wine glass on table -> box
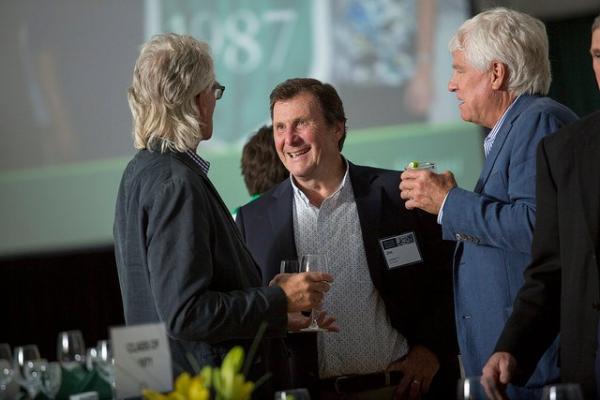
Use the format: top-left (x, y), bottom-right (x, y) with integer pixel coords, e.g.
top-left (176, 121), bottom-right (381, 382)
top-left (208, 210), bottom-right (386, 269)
top-left (13, 345), bottom-right (42, 398)
top-left (457, 375), bottom-right (501, 400)
top-left (541, 383), bottom-right (584, 400)
top-left (39, 362), bottom-right (62, 399)
top-left (57, 330), bottom-right (86, 370)
top-left (94, 340), bottom-right (115, 387)
top-left (0, 343), bottom-right (13, 398)
top-left (299, 254), bottom-right (327, 332)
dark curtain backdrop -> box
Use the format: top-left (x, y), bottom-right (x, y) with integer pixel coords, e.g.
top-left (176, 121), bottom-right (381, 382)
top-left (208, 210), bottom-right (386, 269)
top-left (0, 247), bottom-right (124, 361)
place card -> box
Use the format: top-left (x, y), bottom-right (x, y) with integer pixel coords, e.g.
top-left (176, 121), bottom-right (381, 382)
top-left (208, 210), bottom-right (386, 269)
top-left (110, 322), bottom-right (173, 399)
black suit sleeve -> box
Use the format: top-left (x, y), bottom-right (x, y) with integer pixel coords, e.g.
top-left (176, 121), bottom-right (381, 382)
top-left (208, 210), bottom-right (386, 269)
top-left (494, 137), bottom-right (561, 382)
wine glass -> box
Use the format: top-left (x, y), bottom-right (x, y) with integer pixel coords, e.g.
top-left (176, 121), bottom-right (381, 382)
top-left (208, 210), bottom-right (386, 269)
top-left (39, 361), bottom-right (62, 399)
top-left (94, 340), bottom-right (115, 385)
top-left (0, 343), bottom-right (13, 395)
top-left (13, 345), bottom-right (42, 398)
top-left (300, 254), bottom-right (327, 332)
top-left (458, 376), bottom-right (499, 400)
top-left (541, 383), bottom-right (584, 400)
top-left (57, 330), bottom-right (86, 370)
top-left (280, 259), bottom-right (300, 274)
top-left (274, 388), bottom-right (311, 399)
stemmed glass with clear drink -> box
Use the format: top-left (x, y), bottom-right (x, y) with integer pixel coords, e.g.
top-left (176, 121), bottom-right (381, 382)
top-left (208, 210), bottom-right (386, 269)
top-left (57, 330), bottom-right (86, 370)
top-left (541, 383), bottom-right (584, 400)
top-left (13, 344), bottom-right (42, 398)
top-left (299, 254), bottom-right (327, 332)
top-left (0, 343), bottom-right (13, 396)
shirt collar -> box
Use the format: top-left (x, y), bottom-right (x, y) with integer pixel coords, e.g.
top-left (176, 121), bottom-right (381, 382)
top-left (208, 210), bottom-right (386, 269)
top-left (185, 149), bottom-right (210, 175)
top-left (290, 158), bottom-right (350, 207)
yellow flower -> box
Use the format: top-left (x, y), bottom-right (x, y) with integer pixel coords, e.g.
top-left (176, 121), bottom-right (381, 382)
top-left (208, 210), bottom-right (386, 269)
top-left (143, 371), bottom-right (209, 400)
top-left (143, 346), bottom-right (255, 400)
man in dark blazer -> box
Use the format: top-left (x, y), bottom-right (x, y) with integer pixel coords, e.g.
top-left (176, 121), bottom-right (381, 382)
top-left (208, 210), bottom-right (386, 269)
top-left (236, 78), bottom-right (458, 399)
top-left (483, 15), bottom-right (600, 399)
top-left (113, 34), bottom-right (331, 386)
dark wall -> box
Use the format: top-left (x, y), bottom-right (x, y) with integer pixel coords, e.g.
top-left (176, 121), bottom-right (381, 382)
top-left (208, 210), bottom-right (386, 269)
top-left (0, 246), bottom-right (124, 361)
top-left (547, 13), bottom-right (600, 117)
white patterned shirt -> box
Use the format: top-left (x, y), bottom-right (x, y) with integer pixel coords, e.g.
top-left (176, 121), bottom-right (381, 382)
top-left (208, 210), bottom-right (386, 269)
top-left (291, 162), bottom-right (408, 378)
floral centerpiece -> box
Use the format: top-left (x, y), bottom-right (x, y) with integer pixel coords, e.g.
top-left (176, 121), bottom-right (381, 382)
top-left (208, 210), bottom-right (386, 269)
top-left (143, 323), bottom-right (268, 400)
top-left (143, 346), bottom-right (255, 400)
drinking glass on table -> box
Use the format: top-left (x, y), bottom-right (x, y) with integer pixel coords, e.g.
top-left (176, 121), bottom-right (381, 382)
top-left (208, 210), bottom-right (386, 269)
top-left (57, 330), bottom-right (86, 369)
top-left (39, 361), bottom-right (62, 399)
top-left (299, 254), bottom-right (327, 332)
top-left (274, 388), bottom-right (311, 399)
top-left (94, 340), bottom-right (115, 386)
top-left (13, 345), bottom-right (42, 398)
top-left (541, 383), bottom-right (584, 400)
top-left (0, 343), bottom-right (13, 394)
top-left (458, 375), bottom-right (500, 400)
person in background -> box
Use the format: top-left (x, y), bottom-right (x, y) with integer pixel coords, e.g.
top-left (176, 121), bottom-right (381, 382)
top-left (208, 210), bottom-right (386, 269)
top-left (236, 78), bottom-right (459, 399)
top-left (240, 124), bottom-right (289, 199)
top-left (113, 33), bottom-right (332, 391)
top-left (399, 7), bottom-right (578, 399)
top-left (483, 14), bottom-right (600, 399)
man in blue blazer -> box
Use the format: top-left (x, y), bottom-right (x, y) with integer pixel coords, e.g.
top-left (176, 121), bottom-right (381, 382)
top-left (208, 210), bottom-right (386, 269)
top-left (237, 78), bottom-right (459, 399)
top-left (400, 8), bottom-right (578, 398)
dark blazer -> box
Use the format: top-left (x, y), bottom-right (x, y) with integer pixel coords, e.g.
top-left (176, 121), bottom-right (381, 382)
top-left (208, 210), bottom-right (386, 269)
top-left (236, 162), bottom-right (458, 394)
top-left (495, 110), bottom-right (600, 398)
top-left (113, 150), bottom-right (288, 378)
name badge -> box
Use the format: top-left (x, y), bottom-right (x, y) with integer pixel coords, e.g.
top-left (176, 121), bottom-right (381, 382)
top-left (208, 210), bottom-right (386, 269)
top-left (379, 232), bottom-right (423, 269)
top-left (111, 322), bottom-right (173, 399)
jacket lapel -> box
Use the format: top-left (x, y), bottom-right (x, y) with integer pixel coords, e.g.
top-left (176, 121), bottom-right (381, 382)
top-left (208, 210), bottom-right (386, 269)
top-left (267, 181), bottom-right (298, 260)
top-left (349, 163), bottom-right (384, 287)
top-left (474, 96), bottom-right (534, 193)
top-left (575, 128), bottom-right (600, 251)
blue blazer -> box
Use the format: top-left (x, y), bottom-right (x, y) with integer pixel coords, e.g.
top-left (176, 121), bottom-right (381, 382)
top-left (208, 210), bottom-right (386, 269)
top-left (236, 162), bottom-right (459, 395)
top-left (442, 95), bottom-right (578, 396)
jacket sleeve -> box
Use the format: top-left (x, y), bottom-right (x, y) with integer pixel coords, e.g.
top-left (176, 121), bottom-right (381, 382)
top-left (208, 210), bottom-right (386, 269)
top-left (145, 176), bottom-right (287, 344)
top-left (441, 110), bottom-right (570, 254)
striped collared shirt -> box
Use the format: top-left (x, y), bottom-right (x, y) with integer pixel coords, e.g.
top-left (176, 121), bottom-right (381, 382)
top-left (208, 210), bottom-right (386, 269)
top-left (185, 149), bottom-right (210, 175)
top-left (483, 95), bottom-right (521, 157)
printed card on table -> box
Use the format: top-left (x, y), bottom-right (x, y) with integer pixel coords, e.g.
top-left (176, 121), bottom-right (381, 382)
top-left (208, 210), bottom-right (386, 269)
top-left (110, 322), bottom-right (172, 399)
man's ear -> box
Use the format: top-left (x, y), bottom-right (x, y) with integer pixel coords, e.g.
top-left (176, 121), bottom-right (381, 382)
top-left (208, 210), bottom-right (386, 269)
top-left (490, 61), bottom-right (508, 90)
top-left (332, 121), bottom-right (344, 142)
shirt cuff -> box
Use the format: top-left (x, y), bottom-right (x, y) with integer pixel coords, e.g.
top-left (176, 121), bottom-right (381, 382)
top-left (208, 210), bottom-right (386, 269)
top-left (437, 192), bottom-right (450, 225)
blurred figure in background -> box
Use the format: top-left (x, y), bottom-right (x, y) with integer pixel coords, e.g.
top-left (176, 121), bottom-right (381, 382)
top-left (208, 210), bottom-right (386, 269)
top-left (483, 14), bottom-right (600, 399)
top-left (400, 8), bottom-right (578, 399)
top-left (113, 33), bottom-right (332, 390)
top-left (240, 124), bottom-right (289, 199)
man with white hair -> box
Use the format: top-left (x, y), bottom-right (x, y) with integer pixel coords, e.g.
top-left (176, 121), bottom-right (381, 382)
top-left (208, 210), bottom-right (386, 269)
top-left (399, 7), bottom-right (578, 398)
top-left (483, 14), bottom-right (600, 399)
top-left (114, 33), bottom-right (332, 386)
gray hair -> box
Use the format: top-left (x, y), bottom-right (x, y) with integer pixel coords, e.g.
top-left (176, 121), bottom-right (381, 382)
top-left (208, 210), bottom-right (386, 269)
top-left (449, 7), bottom-right (551, 96)
top-left (593, 14), bottom-right (600, 32)
top-left (127, 33), bottom-right (215, 153)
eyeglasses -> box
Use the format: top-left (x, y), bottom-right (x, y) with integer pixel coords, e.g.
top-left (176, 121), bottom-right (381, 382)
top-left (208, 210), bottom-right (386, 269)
top-left (213, 82), bottom-right (225, 100)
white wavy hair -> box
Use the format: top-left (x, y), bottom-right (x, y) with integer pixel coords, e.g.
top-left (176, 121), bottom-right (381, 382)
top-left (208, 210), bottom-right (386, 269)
top-left (127, 33), bottom-right (215, 153)
top-left (593, 14), bottom-right (600, 32)
top-left (449, 7), bottom-right (551, 96)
